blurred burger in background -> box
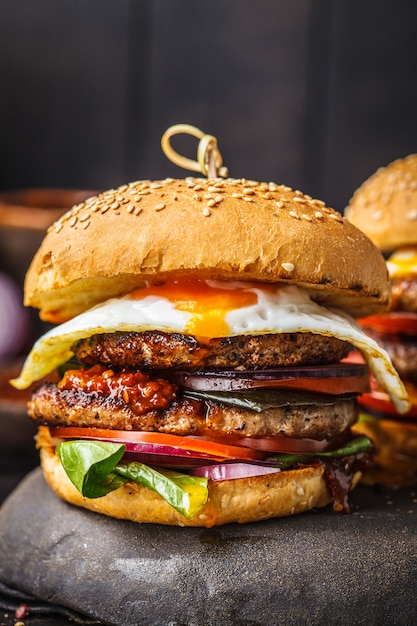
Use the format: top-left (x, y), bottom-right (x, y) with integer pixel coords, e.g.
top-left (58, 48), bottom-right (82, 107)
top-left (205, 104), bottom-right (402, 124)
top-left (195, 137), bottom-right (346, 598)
top-left (345, 154), bottom-right (417, 486)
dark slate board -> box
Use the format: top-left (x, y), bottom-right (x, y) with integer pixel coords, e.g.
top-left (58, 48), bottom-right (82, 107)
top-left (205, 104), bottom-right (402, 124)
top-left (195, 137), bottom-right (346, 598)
top-left (1, 469), bottom-right (417, 626)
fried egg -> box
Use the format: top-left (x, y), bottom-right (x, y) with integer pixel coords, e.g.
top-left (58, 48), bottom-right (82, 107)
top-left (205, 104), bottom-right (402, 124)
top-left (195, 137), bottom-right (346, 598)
top-left (386, 246), bottom-right (417, 278)
top-left (11, 280), bottom-right (409, 413)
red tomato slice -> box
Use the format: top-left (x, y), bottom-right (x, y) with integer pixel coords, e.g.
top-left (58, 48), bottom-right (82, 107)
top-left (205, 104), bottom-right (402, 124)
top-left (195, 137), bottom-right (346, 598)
top-left (49, 426), bottom-right (342, 457)
top-left (359, 313), bottom-right (417, 335)
top-left (48, 427), bottom-right (266, 461)
top-left (194, 433), bottom-right (347, 453)
top-left (358, 390), bottom-right (417, 419)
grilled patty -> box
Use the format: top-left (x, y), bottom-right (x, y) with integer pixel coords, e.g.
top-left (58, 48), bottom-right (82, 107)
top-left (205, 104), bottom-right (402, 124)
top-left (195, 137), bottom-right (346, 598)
top-left (391, 277), bottom-right (417, 313)
top-left (359, 326), bottom-right (417, 382)
top-left (28, 383), bottom-right (357, 440)
top-left (73, 331), bottom-right (351, 370)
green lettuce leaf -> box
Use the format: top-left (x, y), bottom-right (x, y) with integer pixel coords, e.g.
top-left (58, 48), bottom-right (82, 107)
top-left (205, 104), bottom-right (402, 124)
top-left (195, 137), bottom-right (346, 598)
top-left (266, 435), bottom-right (372, 469)
top-left (56, 440), bottom-right (208, 518)
top-left (115, 463), bottom-right (208, 519)
top-left (56, 440), bottom-right (128, 498)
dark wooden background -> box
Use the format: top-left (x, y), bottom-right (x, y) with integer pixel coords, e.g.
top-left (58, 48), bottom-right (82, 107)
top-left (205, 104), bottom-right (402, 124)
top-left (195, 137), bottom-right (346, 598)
top-left (0, 4), bottom-right (416, 615)
top-left (0, 0), bottom-right (416, 213)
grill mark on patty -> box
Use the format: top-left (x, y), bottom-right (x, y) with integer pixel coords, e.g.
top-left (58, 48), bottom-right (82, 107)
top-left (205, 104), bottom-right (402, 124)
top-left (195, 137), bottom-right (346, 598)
top-left (72, 331), bottom-right (351, 370)
top-left (28, 383), bottom-right (357, 440)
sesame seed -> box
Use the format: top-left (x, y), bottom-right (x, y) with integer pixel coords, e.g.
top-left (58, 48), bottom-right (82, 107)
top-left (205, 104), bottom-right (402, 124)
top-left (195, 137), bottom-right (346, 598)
top-left (275, 201), bottom-right (284, 209)
top-left (193, 184), bottom-right (203, 191)
top-left (154, 203), bottom-right (166, 211)
top-left (134, 206), bottom-right (142, 216)
top-left (126, 204), bottom-right (135, 213)
top-left (315, 211), bottom-right (324, 219)
top-left (137, 189), bottom-right (150, 195)
top-left (301, 213), bottom-right (313, 222)
top-left (329, 213), bottom-right (343, 222)
top-left (203, 207), bottom-right (211, 216)
top-left (243, 196), bottom-right (254, 202)
top-left (293, 196), bottom-right (307, 204)
top-left (193, 194), bottom-right (202, 201)
top-left (79, 213), bottom-right (90, 222)
top-left (407, 210), bottom-right (417, 220)
top-left (289, 210), bottom-right (299, 219)
top-left (281, 262), bottom-right (295, 272)
top-left (215, 195), bottom-right (223, 203)
top-left (268, 182), bottom-right (278, 191)
top-left (100, 205), bottom-right (110, 214)
top-left (207, 199), bottom-right (216, 207)
top-left (261, 192), bottom-right (272, 200)
top-left (69, 215), bottom-right (78, 227)
top-left (55, 222), bottom-right (63, 233)
top-left (243, 187), bottom-right (255, 195)
top-left (232, 193), bottom-right (243, 199)
top-left (82, 220), bottom-right (91, 229)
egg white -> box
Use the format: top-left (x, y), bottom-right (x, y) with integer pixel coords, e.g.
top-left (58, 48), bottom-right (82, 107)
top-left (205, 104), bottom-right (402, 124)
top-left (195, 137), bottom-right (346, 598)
top-left (11, 282), bottom-right (409, 414)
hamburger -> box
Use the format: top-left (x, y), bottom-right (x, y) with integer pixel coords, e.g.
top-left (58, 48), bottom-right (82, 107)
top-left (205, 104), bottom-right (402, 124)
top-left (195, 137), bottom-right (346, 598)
top-left (11, 175), bottom-right (409, 526)
top-left (345, 154), bottom-right (417, 486)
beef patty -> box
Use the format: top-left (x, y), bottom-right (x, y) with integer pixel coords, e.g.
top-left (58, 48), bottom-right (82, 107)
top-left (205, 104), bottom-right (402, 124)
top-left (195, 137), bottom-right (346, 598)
top-left (391, 277), bottom-right (417, 313)
top-left (360, 326), bottom-right (417, 383)
top-left (28, 383), bottom-right (357, 440)
top-left (73, 331), bottom-right (351, 370)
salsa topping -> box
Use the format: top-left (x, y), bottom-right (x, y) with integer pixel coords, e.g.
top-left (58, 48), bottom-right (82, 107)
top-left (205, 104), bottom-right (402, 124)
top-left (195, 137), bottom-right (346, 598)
top-left (58, 364), bottom-right (178, 414)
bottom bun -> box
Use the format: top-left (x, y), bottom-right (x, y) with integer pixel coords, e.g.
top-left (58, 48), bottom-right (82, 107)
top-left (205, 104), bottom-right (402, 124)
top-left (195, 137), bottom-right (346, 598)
top-left (39, 445), bottom-right (340, 527)
top-left (352, 418), bottom-right (417, 487)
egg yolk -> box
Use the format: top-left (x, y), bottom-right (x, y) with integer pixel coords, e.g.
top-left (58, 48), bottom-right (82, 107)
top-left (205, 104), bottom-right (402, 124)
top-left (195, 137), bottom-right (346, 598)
top-left (386, 246), bottom-right (417, 278)
top-left (129, 279), bottom-right (258, 337)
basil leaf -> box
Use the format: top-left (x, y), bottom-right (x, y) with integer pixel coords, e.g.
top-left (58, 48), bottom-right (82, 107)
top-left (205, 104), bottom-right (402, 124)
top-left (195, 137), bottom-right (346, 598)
top-left (267, 435), bottom-right (372, 469)
top-left (56, 440), bottom-right (208, 518)
top-left (184, 389), bottom-right (354, 413)
top-left (56, 440), bottom-right (127, 498)
top-left (115, 463), bottom-right (208, 519)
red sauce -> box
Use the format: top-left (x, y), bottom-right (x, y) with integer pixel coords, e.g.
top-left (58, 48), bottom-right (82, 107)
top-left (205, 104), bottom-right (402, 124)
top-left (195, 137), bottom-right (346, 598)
top-left (319, 451), bottom-right (374, 513)
top-left (59, 365), bottom-right (177, 415)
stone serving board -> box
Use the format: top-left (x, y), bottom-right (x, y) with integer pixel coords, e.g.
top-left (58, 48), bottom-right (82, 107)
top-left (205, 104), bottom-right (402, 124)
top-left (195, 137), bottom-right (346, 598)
top-left (0, 468), bottom-right (417, 626)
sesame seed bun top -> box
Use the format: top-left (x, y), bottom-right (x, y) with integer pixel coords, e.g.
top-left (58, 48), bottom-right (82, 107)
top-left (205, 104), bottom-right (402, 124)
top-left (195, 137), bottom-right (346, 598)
top-left (345, 154), bottom-right (417, 253)
top-left (24, 177), bottom-right (390, 323)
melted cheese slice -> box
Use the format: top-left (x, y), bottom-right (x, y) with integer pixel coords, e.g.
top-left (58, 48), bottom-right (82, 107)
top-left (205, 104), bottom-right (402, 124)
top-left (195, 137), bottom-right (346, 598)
top-left (386, 246), bottom-right (417, 278)
top-left (11, 281), bottom-right (410, 414)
